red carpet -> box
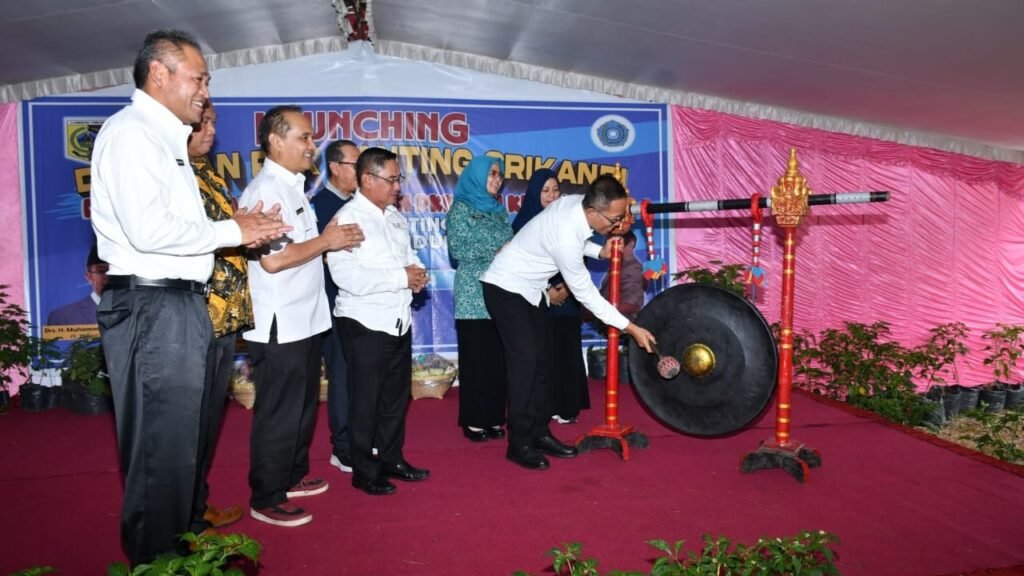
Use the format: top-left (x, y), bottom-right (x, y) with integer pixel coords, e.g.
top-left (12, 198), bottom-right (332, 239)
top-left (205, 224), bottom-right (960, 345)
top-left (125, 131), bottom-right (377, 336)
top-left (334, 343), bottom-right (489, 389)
top-left (2, 380), bottom-right (1024, 575)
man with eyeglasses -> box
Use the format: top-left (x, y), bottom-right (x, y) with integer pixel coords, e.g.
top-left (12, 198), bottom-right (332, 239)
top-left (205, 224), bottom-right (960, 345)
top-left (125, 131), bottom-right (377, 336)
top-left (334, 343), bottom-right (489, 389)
top-left (46, 243), bottom-right (109, 327)
top-left (327, 147), bottom-right (431, 496)
top-left (312, 139), bottom-right (361, 476)
top-left (480, 173), bottom-right (657, 471)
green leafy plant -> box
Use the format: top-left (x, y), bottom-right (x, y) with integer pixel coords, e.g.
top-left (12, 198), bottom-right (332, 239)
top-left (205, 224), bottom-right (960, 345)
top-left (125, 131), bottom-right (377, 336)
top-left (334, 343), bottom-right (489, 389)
top-left (671, 260), bottom-right (746, 298)
top-left (513, 530), bottom-right (840, 576)
top-left (981, 323), bottom-right (1024, 384)
top-left (107, 531), bottom-right (261, 576)
top-left (61, 337), bottom-right (111, 396)
top-left (948, 407), bottom-right (1024, 464)
top-left (0, 286), bottom-right (33, 394)
top-left (10, 568), bottom-right (55, 576)
top-left (915, 322), bottom-right (969, 391)
top-left (785, 321), bottom-right (932, 427)
top-left (30, 336), bottom-right (63, 373)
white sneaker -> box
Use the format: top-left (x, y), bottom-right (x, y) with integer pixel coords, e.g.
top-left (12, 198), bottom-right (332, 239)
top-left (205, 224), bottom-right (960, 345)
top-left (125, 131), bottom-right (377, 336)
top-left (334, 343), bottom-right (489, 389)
top-left (330, 452), bottom-right (353, 473)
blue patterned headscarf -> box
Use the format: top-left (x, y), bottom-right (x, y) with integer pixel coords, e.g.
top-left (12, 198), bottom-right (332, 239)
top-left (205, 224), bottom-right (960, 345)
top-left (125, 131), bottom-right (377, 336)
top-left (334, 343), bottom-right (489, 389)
top-left (512, 168), bottom-right (558, 234)
top-left (453, 156), bottom-right (505, 214)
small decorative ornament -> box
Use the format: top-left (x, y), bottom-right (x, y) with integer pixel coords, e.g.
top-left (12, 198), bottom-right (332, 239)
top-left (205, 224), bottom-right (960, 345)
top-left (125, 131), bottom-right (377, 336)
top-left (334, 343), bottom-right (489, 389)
top-left (743, 192), bottom-right (767, 299)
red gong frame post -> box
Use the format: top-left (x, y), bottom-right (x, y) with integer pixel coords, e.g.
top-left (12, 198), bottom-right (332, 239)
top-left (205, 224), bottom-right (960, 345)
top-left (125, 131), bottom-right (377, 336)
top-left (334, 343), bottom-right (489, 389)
top-left (576, 236), bottom-right (644, 460)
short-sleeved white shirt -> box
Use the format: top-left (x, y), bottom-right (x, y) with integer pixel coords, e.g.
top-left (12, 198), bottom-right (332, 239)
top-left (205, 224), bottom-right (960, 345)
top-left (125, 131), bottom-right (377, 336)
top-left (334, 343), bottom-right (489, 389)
top-left (239, 158), bottom-right (331, 344)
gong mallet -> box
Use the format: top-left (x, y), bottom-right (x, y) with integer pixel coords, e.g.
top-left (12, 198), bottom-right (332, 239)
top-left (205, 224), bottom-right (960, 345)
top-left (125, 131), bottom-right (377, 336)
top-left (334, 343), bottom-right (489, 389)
top-left (651, 343), bottom-right (680, 380)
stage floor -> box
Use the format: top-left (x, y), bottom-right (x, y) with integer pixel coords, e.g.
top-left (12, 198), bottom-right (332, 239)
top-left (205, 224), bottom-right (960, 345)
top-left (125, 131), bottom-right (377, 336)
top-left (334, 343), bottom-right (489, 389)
top-left (1, 380), bottom-right (1023, 575)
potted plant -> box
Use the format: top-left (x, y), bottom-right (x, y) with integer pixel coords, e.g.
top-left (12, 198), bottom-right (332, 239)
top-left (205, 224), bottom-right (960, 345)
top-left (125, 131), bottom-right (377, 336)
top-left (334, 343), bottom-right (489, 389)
top-left (980, 323), bottom-right (1024, 412)
top-left (17, 336), bottom-right (64, 412)
top-left (917, 322), bottom-right (969, 422)
top-left (60, 337), bottom-right (113, 415)
top-left (0, 285), bottom-right (33, 413)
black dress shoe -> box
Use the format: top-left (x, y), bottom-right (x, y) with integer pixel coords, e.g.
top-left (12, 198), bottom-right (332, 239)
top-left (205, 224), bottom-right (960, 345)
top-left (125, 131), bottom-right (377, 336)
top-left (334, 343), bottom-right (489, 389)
top-left (506, 445), bottom-right (550, 470)
top-left (380, 460), bottom-right (430, 482)
top-left (486, 426), bottom-right (506, 439)
top-left (533, 434), bottom-right (579, 458)
top-left (462, 427), bottom-right (490, 442)
top-left (352, 475), bottom-right (397, 496)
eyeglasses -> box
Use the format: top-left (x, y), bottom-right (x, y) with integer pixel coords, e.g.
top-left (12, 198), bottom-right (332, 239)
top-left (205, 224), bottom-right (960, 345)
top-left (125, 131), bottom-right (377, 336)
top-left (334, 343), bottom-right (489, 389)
top-left (594, 209), bottom-right (627, 227)
top-left (368, 172), bottom-right (406, 186)
top-left (332, 160), bottom-right (357, 166)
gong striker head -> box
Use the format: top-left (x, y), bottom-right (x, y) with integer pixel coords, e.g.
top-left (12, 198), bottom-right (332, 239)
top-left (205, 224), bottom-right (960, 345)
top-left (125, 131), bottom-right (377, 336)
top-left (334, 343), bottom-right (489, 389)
top-left (682, 343), bottom-right (715, 378)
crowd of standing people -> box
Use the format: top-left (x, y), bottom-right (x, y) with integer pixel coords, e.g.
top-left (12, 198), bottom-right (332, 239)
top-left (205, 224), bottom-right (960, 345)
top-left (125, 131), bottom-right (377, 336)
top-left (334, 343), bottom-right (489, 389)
top-left (90, 27), bottom-right (654, 566)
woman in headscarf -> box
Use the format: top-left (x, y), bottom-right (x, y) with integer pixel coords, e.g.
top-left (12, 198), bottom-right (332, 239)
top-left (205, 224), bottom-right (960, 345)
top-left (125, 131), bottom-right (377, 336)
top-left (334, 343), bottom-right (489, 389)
top-left (446, 155), bottom-right (512, 442)
top-left (511, 169), bottom-right (590, 423)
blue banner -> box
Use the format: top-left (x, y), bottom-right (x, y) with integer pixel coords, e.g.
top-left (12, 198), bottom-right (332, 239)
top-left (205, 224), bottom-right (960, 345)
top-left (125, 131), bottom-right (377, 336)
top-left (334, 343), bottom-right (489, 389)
top-left (22, 96), bottom-right (670, 352)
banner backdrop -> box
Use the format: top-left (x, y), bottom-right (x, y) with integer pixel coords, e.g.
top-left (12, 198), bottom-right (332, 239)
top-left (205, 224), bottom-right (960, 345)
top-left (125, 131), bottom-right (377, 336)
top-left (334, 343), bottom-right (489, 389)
top-left (22, 96), bottom-right (670, 352)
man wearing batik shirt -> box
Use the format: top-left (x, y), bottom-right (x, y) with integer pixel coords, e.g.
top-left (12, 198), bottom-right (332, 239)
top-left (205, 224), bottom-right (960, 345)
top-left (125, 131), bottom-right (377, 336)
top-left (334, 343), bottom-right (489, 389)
top-left (188, 101), bottom-right (251, 532)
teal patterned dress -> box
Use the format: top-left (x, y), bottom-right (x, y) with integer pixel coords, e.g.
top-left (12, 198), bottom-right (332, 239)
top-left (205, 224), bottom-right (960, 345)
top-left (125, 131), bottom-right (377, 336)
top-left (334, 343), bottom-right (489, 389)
top-left (447, 200), bottom-right (513, 320)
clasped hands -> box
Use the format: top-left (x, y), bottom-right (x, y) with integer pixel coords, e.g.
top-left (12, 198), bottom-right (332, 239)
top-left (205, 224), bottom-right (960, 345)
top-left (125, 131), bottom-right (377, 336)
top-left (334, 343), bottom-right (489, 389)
top-left (233, 201), bottom-right (292, 248)
top-left (406, 265), bottom-right (429, 293)
top-left (322, 217), bottom-right (365, 252)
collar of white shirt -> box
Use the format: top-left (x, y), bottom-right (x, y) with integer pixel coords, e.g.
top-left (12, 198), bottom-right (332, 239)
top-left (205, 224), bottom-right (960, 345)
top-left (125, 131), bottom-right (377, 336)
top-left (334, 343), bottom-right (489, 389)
top-left (130, 89), bottom-right (194, 140)
top-left (259, 157), bottom-right (306, 189)
top-left (350, 189), bottom-right (397, 216)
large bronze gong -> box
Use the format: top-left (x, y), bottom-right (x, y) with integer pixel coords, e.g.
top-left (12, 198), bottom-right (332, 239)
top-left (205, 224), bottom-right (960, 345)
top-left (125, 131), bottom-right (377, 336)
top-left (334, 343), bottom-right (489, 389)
top-left (628, 284), bottom-right (777, 437)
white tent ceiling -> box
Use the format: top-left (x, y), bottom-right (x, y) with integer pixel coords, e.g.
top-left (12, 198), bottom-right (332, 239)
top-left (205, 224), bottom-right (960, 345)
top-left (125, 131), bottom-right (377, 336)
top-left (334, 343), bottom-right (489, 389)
top-left (3, 0), bottom-right (1023, 155)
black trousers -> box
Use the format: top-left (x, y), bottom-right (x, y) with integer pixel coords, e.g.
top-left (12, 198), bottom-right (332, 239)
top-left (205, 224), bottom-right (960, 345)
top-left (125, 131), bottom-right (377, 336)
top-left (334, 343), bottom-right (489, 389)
top-left (323, 314), bottom-right (351, 456)
top-left (481, 282), bottom-right (552, 449)
top-left (339, 317), bottom-right (411, 481)
top-left (545, 315), bottom-right (590, 419)
top-left (455, 319), bottom-right (507, 429)
top-left (247, 328), bottom-right (322, 509)
top-left (190, 331), bottom-right (237, 531)
top-left (97, 286), bottom-right (213, 566)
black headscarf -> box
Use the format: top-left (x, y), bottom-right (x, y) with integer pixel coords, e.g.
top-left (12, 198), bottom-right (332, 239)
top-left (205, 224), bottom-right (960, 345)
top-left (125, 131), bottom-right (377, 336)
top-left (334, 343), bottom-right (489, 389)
top-left (511, 168), bottom-right (558, 234)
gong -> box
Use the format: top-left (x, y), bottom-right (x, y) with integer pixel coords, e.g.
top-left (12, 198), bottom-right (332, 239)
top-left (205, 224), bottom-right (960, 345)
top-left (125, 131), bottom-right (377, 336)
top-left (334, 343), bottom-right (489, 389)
top-left (628, 283), bottom-right (777, 437)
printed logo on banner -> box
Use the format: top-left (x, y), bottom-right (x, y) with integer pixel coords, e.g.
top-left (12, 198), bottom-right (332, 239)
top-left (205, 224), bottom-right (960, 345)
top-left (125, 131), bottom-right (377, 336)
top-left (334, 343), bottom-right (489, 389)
top-left (590, 114), bottom-right (636, 153)
top-left (64, 118), bottom-right (105, 164)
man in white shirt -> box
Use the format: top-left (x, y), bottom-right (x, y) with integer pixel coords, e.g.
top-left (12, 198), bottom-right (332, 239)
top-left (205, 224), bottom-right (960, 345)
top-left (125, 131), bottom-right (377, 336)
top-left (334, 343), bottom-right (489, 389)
top-left (240, 106), bottom-right (365, 527)
top-left (480, 174), bottom-right (656, 471)
top-left (327, 147), bottom-right (431, 496)
top-left (90, 29), bottom-right (290, 565)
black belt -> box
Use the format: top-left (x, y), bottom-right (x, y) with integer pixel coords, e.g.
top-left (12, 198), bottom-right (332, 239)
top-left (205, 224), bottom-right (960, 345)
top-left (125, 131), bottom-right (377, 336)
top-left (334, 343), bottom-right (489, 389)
top-left (106, 275), bottom-right (209, 296)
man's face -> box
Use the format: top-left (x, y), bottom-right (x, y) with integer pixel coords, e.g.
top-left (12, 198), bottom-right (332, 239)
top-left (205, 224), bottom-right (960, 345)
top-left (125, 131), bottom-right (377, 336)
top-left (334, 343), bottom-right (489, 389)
top-left (85, 263), bottom-right (109, 295)
top-left (151, 44), bottom-right (210, 125)
top-left (187, 103), bottom-right (217, 158)
top-left (361, 159), bottom-right (402, 211)
top-left (270, 111), bottom-right (316, 174)
top-left (586, 198), bottom-right (630, 236)
top-left (330, 144), bottom-right (360, 193)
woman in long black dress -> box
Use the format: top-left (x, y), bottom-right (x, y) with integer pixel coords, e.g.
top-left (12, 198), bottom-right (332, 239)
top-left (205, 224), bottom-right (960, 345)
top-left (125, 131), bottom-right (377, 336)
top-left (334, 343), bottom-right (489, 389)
top-left (511, 169), bottom-right (590, 423)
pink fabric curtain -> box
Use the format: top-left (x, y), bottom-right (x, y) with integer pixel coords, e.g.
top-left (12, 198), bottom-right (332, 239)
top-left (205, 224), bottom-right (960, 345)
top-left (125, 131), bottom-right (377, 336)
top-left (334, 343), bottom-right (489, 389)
top-left (672, 106), bottom-right (1024, 386)
top-left (0, 102), bottom-right (25, 393)
top-left (0, 103), bottom-right (22, 303)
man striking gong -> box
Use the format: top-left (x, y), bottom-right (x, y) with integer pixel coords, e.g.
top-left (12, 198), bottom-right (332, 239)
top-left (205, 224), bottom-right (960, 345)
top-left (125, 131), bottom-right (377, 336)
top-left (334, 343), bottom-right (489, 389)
top-left (480, 174), bottom-right (657, 471)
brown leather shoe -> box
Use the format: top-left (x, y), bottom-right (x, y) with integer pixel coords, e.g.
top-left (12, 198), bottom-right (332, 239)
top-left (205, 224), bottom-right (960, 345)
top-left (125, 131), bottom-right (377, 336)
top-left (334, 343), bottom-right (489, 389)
top-left (188, 527), bottom-right (220, 552)
top-left (203, 504), bottom-right (243, 528)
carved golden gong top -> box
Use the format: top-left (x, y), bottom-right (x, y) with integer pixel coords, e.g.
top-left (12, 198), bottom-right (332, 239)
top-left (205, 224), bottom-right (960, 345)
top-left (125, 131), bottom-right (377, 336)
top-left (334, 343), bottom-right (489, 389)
top-left (770, 148), bottom-right (810, 228)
